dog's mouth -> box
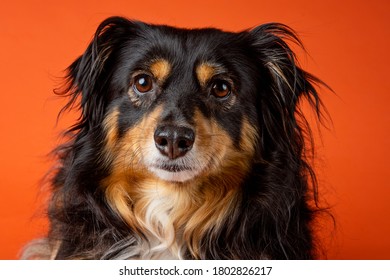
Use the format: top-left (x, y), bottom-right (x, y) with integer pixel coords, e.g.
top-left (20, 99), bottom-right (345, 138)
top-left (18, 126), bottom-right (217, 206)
top-left (147, 159), bottom-right (205, 183)
top-left (157, 163), bottom-right (193, 173)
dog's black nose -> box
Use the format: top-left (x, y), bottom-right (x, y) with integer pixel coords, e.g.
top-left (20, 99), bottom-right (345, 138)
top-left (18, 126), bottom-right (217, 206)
top-left (154, 125), bottom-right (195, 159)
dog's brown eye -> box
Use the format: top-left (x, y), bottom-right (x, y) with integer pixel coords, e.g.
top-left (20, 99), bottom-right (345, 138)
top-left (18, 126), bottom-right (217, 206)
top-left (211, 80), bottom-right (231, 98)
top-left (134, 74), bottom-right (154, 93)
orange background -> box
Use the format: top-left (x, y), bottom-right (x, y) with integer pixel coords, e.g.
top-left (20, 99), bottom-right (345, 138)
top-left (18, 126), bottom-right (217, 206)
top-left (0, 0), bottom-right (389, 259)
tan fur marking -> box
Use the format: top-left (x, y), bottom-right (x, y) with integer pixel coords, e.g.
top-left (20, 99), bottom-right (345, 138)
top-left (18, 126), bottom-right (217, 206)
top-left (240, 117), bottom-right (258, 156)
top-left (196, 62), bottom-right (217, 87)
top-left (191, 110), bottom-right (256, 183)
top-left (150, 59), bottom-right (171, 82)
top-left (103, 108), bottom-right (120, 151)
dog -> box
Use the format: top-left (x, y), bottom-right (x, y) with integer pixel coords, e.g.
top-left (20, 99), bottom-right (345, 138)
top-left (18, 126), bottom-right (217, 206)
top-left (23, 16), bottom-right (327, 259)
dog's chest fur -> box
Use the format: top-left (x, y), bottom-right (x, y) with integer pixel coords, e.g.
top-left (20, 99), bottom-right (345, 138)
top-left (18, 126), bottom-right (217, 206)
top-left (104, 175), bottom-right (242, 260)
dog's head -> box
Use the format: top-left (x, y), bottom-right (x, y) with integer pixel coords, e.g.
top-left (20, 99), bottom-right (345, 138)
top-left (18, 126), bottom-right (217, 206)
top-left (61, 17), bottom-right (321, 187)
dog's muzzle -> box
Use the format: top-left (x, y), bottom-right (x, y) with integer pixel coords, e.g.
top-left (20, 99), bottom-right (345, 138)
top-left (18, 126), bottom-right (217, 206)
top-left (147, 125), bottom-right (203, 182)
top-left (154, 125), bottom-right (195, 160)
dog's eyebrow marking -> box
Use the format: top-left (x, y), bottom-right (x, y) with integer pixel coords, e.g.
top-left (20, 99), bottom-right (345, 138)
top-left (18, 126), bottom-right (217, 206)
top-left (196, 62), bottom-right (217, 87)
top-left (196, 62), bottom-right (227, 87)
top-left (150, 59), bottom-right (171, 82)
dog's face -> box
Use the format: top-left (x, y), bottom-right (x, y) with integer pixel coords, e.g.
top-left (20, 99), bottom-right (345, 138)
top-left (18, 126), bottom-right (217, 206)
top-left (88, 21), bottom-right (263, 185)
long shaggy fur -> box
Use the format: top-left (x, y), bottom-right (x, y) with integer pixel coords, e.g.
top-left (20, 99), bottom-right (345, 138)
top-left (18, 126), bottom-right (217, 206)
top-left (23, 16), bottom-right (328, 260)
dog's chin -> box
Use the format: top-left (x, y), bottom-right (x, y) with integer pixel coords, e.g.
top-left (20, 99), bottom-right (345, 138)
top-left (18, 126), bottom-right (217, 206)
top-left (149, 165), bottom-right (202, 183)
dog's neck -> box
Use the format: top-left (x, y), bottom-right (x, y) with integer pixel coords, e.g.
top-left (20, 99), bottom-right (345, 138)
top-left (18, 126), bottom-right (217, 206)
top-left (104, 174), bottom-right (243, 259)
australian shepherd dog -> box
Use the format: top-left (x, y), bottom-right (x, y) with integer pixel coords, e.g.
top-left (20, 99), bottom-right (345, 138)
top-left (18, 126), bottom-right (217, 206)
top-left (23, 16), bottom-right (327, 259)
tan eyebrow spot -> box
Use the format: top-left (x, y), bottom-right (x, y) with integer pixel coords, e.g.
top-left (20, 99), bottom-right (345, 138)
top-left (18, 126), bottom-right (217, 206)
top-left (150, 59), bottom-right (171, 82)
top-left (196, 62), bottom-right (217, 87)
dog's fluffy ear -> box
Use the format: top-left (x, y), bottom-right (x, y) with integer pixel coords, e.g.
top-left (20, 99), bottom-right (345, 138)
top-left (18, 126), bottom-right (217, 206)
top-left (249, 23), bottom-right (321, 106)
top-left (248, 24), bottom-right (324, 149)
top-left (58, 17), bottom-right (140, 131)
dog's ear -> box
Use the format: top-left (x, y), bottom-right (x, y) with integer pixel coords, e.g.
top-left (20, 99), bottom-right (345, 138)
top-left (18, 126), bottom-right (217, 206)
top-left (248, 24), bottom-right (325, 152)
top-left (58, 17), bottom-right (140, 131)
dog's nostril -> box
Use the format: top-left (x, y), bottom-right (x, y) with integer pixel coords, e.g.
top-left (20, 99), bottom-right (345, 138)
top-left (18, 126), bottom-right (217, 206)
top-left (178, 139), bottom-right (190, 149)
top-left (156, 137), bottom-right (168, 147)
top-left (154, 125), bottom-right (195, 160)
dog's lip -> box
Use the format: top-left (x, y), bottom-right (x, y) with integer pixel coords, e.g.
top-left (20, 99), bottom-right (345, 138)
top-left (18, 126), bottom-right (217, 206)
top-left (153, 163), bottom-right (193, 173)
